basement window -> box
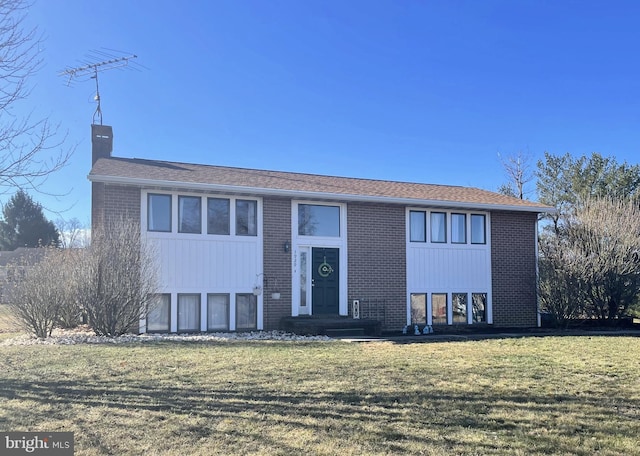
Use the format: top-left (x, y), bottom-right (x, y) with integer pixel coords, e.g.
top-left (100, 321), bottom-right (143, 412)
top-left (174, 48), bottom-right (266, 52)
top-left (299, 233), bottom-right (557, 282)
top-left (236, 294), bottom-right (257, 330)
top-left (147, 294), bottom-right (170, 332)
top-left (207, 294), bottom-right (230, 331)
top-left (432, 293), bottom-right (448, 325)
top-left (452, 293), bottom-right (468, 324)
top-left (178, 294), bottom-right (201, 332)
top-left (472, 293), bottom-right (487, 323)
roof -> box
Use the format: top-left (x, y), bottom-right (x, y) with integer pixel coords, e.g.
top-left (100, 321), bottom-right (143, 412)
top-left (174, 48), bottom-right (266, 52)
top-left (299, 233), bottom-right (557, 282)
top-left (89, 157), bottom-right (553, 213)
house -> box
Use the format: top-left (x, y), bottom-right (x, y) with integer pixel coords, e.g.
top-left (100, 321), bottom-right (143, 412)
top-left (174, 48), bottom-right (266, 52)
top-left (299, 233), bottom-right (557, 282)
top-left (88, 124), bottom-right (552, 334)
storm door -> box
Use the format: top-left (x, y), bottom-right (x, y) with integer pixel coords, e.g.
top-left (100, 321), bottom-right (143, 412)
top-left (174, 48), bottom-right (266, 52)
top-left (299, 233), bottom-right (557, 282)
top-left (311, 247), bottom-right (339, 315)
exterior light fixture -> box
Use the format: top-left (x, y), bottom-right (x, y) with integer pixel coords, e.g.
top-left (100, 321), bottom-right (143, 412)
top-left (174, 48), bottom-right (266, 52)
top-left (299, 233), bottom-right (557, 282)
top-left (284, 241), bottom-right (290, 253)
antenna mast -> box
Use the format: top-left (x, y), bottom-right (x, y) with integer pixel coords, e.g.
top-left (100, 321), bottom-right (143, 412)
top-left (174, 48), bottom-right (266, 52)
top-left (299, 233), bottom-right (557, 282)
top-left (60, 53), bottom-right (138, 125)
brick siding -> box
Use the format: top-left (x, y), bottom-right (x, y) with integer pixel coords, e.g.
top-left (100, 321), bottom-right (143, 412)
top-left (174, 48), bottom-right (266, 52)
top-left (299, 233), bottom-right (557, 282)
top-left (491, 211), bottom-right (538, 327)
top-left (262, 197), bottom-right (292, 330)
top-left (91, 183), bottom-right (141, 233)
top-left (347, 202), bottom-right (406, 331)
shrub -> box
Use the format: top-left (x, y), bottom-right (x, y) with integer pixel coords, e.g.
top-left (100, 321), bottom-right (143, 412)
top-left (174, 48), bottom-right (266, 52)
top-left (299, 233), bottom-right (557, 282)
top-left (76, 217), bottom-right (158, 337)
top-left (7, 248), bottom-right (77, 338)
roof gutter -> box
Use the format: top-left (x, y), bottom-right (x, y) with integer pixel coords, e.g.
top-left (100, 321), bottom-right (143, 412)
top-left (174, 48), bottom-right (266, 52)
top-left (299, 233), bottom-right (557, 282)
top-left (88, 174), bottom-right (555, 213)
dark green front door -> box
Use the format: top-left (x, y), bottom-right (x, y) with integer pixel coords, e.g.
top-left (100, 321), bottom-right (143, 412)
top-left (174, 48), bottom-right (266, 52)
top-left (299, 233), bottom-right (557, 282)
top-left (312, 247), bottom-right (339, 315)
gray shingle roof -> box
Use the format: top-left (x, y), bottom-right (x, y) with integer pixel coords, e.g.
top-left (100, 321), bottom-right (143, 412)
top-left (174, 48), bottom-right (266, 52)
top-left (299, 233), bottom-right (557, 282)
top-left (89, 157), bottom-right (552, 212)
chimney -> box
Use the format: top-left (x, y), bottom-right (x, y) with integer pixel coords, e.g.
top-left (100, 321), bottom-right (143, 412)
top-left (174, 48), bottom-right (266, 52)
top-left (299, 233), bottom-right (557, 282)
top-left (91, 124), bottom-right (113, 165)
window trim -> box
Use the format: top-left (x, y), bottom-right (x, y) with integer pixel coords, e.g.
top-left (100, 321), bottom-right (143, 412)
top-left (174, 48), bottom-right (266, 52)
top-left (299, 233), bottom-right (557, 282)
top-left (452, 292), bottom-right (468, 324)
top-left (471, 214), bottom-right (487, 245)
top-left (451, 213), bottom-right (467, 244)
top-left (177, 293), bottom-right (201, 333)
top-left (431, 292), bottom-right (448, 325)
top-left (235, 199), bottom-right (258, 236)
top-left (409, 210), bottom-right (427, 243)
top-left (207, 197), bottom-right (230, 235)
top-left (147, 293), bottom-right (171, 333)
top-left (471, 292), bottom-right (488, 323)
top-left (236, 293), bottom-right (258, 330)
top-left (298, 203), bottom-right (341, 238)
top-left (178, 195), bottom-right (202, 234)
top-left (147, 193), bottom-right (172, 233)
top-left (207, 293), bottom-right (230, 331)
top-left (430, 212), bottom-right (447, 243)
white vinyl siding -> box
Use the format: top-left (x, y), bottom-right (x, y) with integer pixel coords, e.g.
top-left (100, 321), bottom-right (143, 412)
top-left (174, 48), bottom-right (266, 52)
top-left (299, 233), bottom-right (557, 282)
top-left (406, 208), bottom-right (492, 326)
top-left (142, 191), bottom-right (263, 333)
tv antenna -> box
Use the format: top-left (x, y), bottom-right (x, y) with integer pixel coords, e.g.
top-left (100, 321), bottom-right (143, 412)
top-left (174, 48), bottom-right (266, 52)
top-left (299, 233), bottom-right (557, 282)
top-left (59, 50), bottom-right (141, 125)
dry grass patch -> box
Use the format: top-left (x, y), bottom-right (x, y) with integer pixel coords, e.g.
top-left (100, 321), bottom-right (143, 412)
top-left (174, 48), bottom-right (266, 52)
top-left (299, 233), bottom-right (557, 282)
top-left (0, 336), bottom-right (639, 455)
top-left (0, 304), bottom-right (21, 340)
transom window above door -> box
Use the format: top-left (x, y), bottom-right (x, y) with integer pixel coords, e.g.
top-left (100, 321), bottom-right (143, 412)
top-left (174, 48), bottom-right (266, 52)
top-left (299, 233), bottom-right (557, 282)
top-left (298, 204), bottom-right (340, 237)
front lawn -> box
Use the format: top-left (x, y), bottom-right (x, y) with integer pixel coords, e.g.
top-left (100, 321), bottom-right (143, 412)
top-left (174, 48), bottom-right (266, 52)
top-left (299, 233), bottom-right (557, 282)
top-left (0, 335), bottom-right (638, 455)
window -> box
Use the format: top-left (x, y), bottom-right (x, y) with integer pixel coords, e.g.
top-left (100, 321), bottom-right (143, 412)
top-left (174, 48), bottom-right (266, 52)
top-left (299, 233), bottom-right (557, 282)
top-left (148, 194), bottom-right (171, 232)
top-left (207, 198), bottom-right (230, 235)
top-left (298, 204), bottom-right (340, 237)
top-left (236, 200), bottom-right (257, 236)
top-left (452, 293), bottom-right (468, 324)
top-left (471, 214), bottom-right (486, 244)
top-left (410, 293), bottom-right (426, 325)
top-left (472, 293), bottom-right (487, 323)
top-left (299, 250), bottom-right (308, 310)
top-left (207, 294), bottom-right (229, 331)
top-left (409, 211), bottom-right (426, 242)
top-left (236, 294), bottom-right (257, 330)
top-left (432, 293), bottom-right (447, 325)
top-left (178, 294), bottom-right (200, 332)
top-left (147, 294), bottom-right (170, 332)
top-left (178, 196), bottom-right (201, 233)
top-left (451, 213), bottom-right (467, 244)
top-left (430, 212), bottom-right (447, 243)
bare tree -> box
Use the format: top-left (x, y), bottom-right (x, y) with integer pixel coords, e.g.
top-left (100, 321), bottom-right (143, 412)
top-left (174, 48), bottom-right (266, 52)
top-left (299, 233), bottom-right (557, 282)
top-left (539, 196), bottom-right (640, 324)
top-left (0, 0), bottom-right (71, 194)
top-left (77, 216), bottom-right (158, 337)
top-left (538, 233), bottom-right (588, 326)
top-left (6, 248), bottom-right (78, 338)
top-left (498, 150), bottom-right (534, 199)
top-left (55, 217), bottom-right (90, 248)
top-left (572, 197), bottom-right (640, 320)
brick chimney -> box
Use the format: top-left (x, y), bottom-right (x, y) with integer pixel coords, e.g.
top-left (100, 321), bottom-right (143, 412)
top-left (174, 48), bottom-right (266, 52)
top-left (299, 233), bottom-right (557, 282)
top-left (91, 124), bottom-right (113, 165)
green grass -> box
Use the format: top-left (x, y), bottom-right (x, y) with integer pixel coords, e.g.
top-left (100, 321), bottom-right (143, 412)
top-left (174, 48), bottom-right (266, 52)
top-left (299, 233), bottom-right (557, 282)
top-left (0, 336), bottom-right (639, 455)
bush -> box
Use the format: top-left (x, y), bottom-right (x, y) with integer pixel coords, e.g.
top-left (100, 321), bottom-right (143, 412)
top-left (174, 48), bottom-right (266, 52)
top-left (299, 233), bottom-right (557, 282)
top-left (76, 217), bottom-right (158, 337)
top-left (7, 248), bottom-right (78, 338)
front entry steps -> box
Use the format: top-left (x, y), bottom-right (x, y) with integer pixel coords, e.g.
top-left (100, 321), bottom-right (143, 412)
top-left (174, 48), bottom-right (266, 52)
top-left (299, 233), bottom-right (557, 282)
top-left (281, 316), bottom-right (382, 337)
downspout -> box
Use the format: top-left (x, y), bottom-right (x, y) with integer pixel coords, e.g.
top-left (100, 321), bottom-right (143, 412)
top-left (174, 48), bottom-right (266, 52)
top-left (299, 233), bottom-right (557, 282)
top-left (535, 217), bottom-right (541, 328)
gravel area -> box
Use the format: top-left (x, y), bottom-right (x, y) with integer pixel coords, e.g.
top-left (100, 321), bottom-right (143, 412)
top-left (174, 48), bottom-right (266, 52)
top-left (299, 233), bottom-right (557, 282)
top-left (1, 327), bottom-right (332, 345)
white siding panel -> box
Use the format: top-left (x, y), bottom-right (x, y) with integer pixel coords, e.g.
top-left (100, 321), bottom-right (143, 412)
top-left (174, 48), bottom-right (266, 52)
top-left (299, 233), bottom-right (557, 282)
top-left (407, 246), bottom-right (489, 291)
top-left (149, 236), bottom-right (259, 291)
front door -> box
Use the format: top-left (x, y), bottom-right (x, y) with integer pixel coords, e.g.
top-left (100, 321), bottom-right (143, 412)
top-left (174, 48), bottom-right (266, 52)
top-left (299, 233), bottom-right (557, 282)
top-left (311, 247), bottom-right (339, 315)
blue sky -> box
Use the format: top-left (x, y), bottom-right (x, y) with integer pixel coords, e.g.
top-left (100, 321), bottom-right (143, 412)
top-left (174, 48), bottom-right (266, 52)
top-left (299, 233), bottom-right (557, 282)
top-left (12, 0), bottom-right (640, 224)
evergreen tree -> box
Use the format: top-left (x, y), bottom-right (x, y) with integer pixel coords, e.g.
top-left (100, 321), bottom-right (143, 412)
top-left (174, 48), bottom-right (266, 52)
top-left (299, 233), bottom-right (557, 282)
top-left (0, 190), bottom-right (60, 250)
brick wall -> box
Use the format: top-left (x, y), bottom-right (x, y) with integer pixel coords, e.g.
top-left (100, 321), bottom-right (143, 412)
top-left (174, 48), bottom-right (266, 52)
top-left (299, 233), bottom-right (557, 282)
top-left (491, 211), bottom-right (538, 327)
top-left (262, 197), bottom-right (292, 330)
top-left (347, 202), bottom-right (406, 331)
top-left (91, 183), bottom-right (141, 233)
